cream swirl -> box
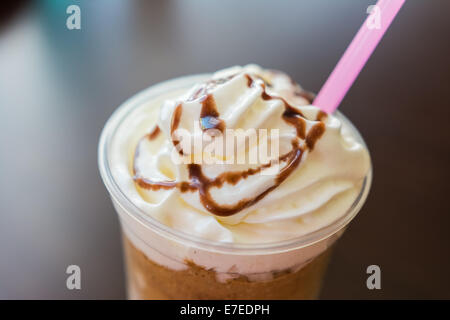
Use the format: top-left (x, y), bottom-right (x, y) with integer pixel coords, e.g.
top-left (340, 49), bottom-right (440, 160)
top-left (111, 65), bottom-right (370, 243)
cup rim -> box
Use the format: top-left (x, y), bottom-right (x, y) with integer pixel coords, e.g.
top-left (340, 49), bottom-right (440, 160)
top-left (98, 73), bottom-right (372, 255)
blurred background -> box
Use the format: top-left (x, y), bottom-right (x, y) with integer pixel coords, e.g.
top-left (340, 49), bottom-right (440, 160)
top-left (0, 0), bottom-right (449, 299)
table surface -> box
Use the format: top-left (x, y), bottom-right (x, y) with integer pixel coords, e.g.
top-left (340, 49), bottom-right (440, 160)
top-left (0, 0), bottom-right (449, 299)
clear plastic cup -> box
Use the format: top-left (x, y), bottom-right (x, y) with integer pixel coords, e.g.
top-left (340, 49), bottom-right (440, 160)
top-left (98, 75), bottom-right (372, 299)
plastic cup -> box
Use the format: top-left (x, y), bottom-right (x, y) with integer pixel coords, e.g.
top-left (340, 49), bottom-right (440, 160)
top-left (98, 74), bottom-right (372, 299)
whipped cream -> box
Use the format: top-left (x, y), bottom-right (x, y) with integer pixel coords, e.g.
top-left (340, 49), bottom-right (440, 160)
top-left (109, 65), bottom-right (370, 245)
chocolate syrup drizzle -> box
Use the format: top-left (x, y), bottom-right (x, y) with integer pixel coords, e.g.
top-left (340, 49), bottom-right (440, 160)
top-left (171, 104), bottom-right (184, 155)
top-left (133, 73), bottom-right (326, 216)
top-left (199, 94), bottom-right (225, 132)
top-left (148, 126), bottom-right (161, 140)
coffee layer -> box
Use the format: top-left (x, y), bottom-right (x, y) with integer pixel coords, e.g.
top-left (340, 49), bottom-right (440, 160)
top-left (123, 235), bottom-right (332, 300)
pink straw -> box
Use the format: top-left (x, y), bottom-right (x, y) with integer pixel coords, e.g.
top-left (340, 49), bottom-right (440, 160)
top-left (313, 0), bottom-right (405, 113)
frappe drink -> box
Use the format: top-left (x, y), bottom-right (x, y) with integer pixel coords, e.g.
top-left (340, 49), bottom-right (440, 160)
top-left (98, 65), bottom-right (371, 299)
